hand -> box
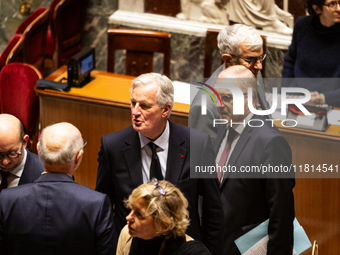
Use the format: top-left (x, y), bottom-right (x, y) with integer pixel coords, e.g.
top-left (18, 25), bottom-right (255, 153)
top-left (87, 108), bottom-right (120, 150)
top-left (307, 91), bottom-right (325, 105)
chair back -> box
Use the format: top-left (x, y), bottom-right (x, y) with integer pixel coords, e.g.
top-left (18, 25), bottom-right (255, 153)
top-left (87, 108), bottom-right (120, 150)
top-left (49, 0), bottom-right (88, 68)
top-left (203, 28), bottom-right (267, 78)
top-left (16, 7), bottom-right (49, 72)
top-left (0, 63), bottom-right (42, 144)
top-left (107, 28), bottom-right (171, 77)
top-left (204, 28), bottom-right (223, 78)
top-left (0, 34), bottom-right (24, 71)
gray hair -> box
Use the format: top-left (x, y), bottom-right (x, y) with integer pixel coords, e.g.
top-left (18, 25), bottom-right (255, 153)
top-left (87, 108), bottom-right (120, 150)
top-left (38, 125), bottom-right (83, 165)
top-left (217, 24), bottom-right (263, 56)
top-left (131, 73), bottom-right (174, 118)
top-left (217, 65), bottom-right (258, 104)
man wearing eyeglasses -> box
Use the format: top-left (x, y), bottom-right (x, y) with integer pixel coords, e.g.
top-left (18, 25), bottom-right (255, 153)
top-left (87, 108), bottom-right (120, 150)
top-left (0, 114), bottom-right (43, 192)
top-left (0, 122), bottom-right (116, 254)
top-left (213, 66), bottom-right (295, 255)
top-left (189, 24), bottom-right (270, 144)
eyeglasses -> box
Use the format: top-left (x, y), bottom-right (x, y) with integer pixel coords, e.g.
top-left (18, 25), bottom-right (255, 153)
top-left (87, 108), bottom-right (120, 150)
top-left (0, 140), bottom-right (24, 160)
top-left (231, 54), bottom-right (267, 66)
top-left (76, 140), bottom-right (87, 157)
top-left (324, 1), bottom-right (340, 11)
top-left (81, 140), bottom-right (87, 149)
top-left (220, 93), bottom-right (247, 105)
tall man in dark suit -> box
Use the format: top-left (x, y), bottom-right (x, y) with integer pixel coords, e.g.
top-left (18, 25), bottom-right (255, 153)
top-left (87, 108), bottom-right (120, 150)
top-left (190, 24), bottom-right (270, 144)
top-left (213, 66), bottom-right (295, 255)
top-left (0, 122), bottom-right (116, 255)
top-left (96, 73), bottom-right (223, 255)
top-left (0, 114), bottom-right (43, 191)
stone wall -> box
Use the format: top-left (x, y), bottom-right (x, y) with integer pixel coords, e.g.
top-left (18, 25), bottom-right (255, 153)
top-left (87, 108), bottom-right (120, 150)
top-left (109, 10), bottom-right (292, 83)
top-left (0, 0), bottom-right (290, 83)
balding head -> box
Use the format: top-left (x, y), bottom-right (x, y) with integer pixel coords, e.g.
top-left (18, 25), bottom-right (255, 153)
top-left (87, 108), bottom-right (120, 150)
top-left (215, 66), bottom-right (258, 123)
top-left (0, 114), bottom-right (28, 172)
top-left (0, 114), bottom-right (24, 144)
top-left (217, 65), bottom-right (258, 102)
top-left (218, 65), bottom-right (255, 79)
top-left (38, 123), bottom-right (84, 169)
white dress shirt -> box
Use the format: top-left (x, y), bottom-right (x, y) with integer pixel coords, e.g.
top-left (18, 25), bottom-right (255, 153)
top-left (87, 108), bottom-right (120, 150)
top-left (139, 121), bottom-right (170, 183)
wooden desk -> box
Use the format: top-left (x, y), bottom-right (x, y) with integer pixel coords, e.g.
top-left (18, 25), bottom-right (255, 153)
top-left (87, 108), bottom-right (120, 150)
top-left (35, 66), bottom-right (189, 190)
top-left (36, 67), bottom-right (340, 254)
top-left (274, 121), bottom-right (340, 176)
top-left (274, 122), bottom-right (340, 255)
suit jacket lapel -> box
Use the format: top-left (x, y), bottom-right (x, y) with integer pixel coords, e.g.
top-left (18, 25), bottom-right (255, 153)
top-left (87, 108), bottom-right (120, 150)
top-left (122, 131), bottom-right (143, 188)
top-left (165, 122), bottom-right (187, 185)
top-left (209, 64), bottom-right (224, 82)
top-left (19, 150), bottom-right (32, 185)
top-left (220, 126), bottom-right (253, 188)
top-left (213, 124), bottom-right (227, 154)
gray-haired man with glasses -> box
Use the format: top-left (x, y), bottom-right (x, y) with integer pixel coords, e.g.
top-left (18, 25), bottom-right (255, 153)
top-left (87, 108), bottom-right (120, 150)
top-left (189, 24), bottom-right (270, 144)
top-left (0, 114), bottom-right (43, 192)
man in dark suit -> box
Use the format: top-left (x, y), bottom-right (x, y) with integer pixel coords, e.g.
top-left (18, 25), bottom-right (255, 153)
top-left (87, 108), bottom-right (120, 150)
top-left (0, 114), bottom-right (43, 191)
top-left (213, 66), bottom-right (295, 255)
top-left (189, 24), bottom-right (270, 144)
top-left (96, 73), bottom-right (223, 255)
top-left (0, 122), bottom-right (116, 254)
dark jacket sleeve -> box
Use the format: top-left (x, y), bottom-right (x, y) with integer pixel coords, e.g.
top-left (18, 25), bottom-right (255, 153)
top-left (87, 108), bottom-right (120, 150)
top-left (263, 135), bottom-right (295, 255)
top-left (96, 195), bottom-right (116, 255)
top-left (19, 150), bottom-right (44, 185)
top-left (198, 134), bottom-right (224, 255)
top-left (96, 136), bottom-right (115, 206)
top-left (0, 194), bottom-right (5, 254)
top-left (282, 18), bottom-right (304, 79)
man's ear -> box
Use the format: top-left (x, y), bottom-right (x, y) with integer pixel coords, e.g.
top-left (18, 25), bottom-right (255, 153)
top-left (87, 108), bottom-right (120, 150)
top-left (312, 5), bottom-right (322, 14)
top-left (75, 150), bottom-right (83, 164)
top-left (36, 142), bottom-right (40, 154)
top-left (162, 103), bottom-right (171, 118)
top-left (222, 54), bottom-right (232, 67)
top-left (23, 134), bottom-right (29, 149)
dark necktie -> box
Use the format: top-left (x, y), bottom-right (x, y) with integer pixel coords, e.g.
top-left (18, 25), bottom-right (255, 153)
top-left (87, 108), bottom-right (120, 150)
top-left (217, 128), bottom-right (237, 182)
top-left (148, 142), bottom-right (163, 181)
top-left (0, 170), bottom-right (10, 192)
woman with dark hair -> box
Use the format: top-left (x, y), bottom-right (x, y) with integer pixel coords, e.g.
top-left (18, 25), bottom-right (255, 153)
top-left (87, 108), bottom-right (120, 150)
top-left (116, 179), bottom-right (212, 255)
top-left (282, 0), bottom-right (340, 106)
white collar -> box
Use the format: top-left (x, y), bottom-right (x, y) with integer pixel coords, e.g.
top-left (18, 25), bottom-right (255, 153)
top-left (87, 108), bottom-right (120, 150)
top-left (139, 121), bottom-right (170, 150)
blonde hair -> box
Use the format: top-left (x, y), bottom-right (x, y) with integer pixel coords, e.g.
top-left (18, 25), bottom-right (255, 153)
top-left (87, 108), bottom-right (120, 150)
top-left (125, 180), bottom-right (190, 239)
